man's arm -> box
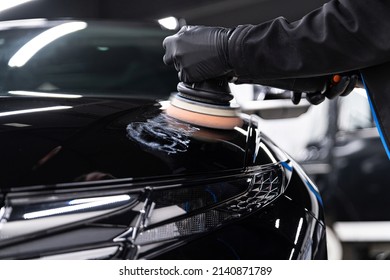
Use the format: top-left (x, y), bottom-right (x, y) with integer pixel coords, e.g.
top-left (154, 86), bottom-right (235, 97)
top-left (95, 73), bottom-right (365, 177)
top-left (229, 0), bottom-right (390, 82)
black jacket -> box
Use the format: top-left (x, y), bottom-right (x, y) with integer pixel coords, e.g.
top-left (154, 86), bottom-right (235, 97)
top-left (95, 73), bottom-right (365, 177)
top-left (228, 0), bottom-right (390, 156)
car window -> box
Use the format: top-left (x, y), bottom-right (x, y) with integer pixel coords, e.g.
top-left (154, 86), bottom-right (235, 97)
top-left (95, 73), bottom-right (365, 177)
top-left (0, 20), bottom-right (178, 98)
top-left (337, 88), bottom-right (375, 132)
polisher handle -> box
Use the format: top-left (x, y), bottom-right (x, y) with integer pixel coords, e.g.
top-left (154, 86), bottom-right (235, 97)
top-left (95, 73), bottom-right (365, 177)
top-left (255, 76), bottom-right (329, 93)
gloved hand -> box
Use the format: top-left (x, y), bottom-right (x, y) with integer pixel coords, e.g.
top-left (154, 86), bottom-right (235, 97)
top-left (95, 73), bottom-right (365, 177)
top-left (163, 26), bottom-right (234, 83)
top-left (291, 74), bottom-right (359, 105)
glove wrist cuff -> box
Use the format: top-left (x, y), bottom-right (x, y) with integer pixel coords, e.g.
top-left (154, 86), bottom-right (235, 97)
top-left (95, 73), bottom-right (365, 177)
top-left (227, 25), bottom-right (255, 78)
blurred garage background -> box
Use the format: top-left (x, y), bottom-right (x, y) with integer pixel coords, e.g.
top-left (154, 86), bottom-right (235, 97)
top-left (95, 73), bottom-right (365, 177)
top-left (1, 0), bottom-right (327, 25)
top-left (2, 0), bottom-right (390, 260)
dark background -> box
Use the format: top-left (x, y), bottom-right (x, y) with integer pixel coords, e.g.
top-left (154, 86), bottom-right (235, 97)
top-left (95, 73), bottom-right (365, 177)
top-left (1, 0), bottom-right (328, 26)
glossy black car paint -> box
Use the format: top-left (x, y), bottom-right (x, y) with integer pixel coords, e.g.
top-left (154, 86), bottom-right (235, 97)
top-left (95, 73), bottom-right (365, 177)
top-left (0, 19), bottom-right (326, 259)
top-left (0, 97), bottom-right (247, 187)
top-left (0, 94), bottom-right (326, 259)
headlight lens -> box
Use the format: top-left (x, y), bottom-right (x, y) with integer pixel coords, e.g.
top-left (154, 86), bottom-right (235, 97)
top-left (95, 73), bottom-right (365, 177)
top-left (133, 165), bottom-right (285, 248)
top-left (0, 164), bottom-right (286, 259)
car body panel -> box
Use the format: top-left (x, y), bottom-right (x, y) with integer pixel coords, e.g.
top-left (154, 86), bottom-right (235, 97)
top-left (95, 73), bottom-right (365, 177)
top-left (0, 95), bottom-right (254, 188)
top-left (0, 19), bottom-right (326, 259)
top-left (0, 94), bottom-right (326, 259)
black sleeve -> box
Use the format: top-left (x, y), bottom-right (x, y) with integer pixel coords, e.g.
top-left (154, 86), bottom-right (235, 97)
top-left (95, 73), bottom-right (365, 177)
top-left (228, 0), bottom-right (390, 81)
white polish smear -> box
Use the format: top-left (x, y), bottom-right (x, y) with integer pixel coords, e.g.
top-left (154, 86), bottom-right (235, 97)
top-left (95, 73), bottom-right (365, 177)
top-left (126, 114), bottom-right (199, 154)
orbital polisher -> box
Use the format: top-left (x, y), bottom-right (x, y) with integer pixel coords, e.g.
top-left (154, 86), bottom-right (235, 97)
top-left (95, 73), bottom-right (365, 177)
top-left (165, 74), bottom-right (347, 130)
top-left (166, 79), bottom-right (243, 130)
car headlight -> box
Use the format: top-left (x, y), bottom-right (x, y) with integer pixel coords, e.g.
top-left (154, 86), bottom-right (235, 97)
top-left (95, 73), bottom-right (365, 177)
top-left (133, 165), bottom-right (284, 247)
top-left (0, 163), bottom-right (287, 259)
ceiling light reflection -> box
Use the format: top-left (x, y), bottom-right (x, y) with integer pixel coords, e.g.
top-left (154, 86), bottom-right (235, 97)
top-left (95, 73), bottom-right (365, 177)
top-left (24, 195), bottom-right (131, 219)
top-left (158, 16), bottom-right (179, 30)
top-left (234, 126), bottom-right (248, 136)
top-left (69, 195), bottom-right (131, 205)
top-left (275, 218), bottom-right (280, 229)
top-left (294, 217), bottom-right (304, 245)
top-left (0, 106), bottom-right (72, 117)
top-left (9, 91), bottom-right (82, 99)
top-left (8, 21), bottom-right (87, 67)
top-left (0, 19), bottom-right (48, 30)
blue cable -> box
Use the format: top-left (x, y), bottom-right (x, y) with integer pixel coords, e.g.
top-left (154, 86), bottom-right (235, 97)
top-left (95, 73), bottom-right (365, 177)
top-left (360, 74), bottom-right (390, 160)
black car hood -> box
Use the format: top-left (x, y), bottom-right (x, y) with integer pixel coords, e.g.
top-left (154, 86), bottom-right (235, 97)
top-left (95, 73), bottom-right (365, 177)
top-left (0, 94), bottom-right (255, 189)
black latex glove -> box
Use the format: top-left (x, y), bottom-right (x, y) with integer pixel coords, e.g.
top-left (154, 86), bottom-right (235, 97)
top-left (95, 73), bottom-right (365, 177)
top-left (292, 74), bottom-right (359, 105)
top-left (163, 26), bottom-right (233, 83)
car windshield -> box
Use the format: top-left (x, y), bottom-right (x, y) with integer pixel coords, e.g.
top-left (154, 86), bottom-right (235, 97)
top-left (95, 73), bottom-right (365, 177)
top-left (0, 19), bottom-right (178, 98)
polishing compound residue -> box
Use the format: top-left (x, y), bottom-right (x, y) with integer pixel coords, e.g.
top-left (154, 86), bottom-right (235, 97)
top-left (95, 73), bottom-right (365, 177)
top-left (126, 114), bottom-right (199, 154)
